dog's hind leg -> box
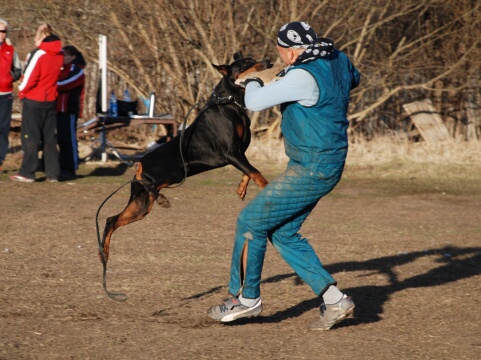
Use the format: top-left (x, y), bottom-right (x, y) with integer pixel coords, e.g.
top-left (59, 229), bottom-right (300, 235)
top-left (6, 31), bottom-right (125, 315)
top-left (101, 185), bottom-right (157, 263)
top-left (134, 161), bottom-right (170, 208)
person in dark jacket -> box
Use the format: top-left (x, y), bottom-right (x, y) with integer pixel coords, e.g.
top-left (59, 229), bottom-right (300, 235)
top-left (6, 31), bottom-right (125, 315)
top-left (208, 22), bottom-right (360, 331)
top-left (0, 18), bottom-right (22, 171)
top-left (10, 23), bottom-right (63, 182)
top-left (56, 45), bottom-right (86, 180)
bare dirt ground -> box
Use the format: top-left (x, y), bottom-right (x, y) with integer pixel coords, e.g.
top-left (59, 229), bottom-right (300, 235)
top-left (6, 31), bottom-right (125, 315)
top-left (1, 154), bottom-right (480, 360)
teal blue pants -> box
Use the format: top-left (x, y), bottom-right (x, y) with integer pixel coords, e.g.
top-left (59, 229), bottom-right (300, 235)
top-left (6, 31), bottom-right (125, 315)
top-left (228, 160), bottom-right (345, 299)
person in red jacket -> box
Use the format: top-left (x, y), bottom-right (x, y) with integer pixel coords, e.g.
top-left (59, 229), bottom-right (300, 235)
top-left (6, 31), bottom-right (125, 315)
top-left (10, 23), bottom-right (63, 182)
top-left (0, 18), bottom-right (22, 171)
top-left (56, 45), bottom-right (86, 180)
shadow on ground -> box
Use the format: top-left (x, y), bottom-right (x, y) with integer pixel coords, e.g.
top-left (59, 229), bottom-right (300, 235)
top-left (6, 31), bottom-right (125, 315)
top-left (86, 163), bottom-right (130, 177)
top-left (187, 245), bottom-right (481, 327)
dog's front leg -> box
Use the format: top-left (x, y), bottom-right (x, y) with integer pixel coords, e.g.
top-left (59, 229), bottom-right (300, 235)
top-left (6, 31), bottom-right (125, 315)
top-left (227, 153), bottom-right (269, 199)
top-left (251, 172), bottom-right (268, 189)
top-left (237, 172), bottom-right (269, 200)
top-left (237, 174), bottom-right (251, 199)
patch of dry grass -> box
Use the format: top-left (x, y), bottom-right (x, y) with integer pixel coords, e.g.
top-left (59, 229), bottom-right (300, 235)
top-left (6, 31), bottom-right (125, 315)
top-left (247, 136), bottom-right (481, 180)
top-left (4, 135), bottom-right (480, 185)
top-left (345, 137), bottom-right (481, 185)
top-left (246, 137), bottom-right (288, 165)
top-left (347, 136), bottom-right (481, 166)
top-left (248, 136), bottom-right (481, 165)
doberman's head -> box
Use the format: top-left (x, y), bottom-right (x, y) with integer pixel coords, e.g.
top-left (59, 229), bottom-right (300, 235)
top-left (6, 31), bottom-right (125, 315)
top-left (212, 51), bottom-right (272, 84)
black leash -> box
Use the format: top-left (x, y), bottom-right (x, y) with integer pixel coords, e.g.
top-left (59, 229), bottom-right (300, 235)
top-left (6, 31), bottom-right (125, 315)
top-left (155, 95), bottom-right (243, 190)
top-left (164, 99), bottom-right (203, 188)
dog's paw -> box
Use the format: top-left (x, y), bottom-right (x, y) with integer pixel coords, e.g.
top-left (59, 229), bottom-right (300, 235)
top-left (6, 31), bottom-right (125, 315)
top-left (237, 187), bottom-right (247, 200)
top-left (157, 193), bottom-right (171, 208)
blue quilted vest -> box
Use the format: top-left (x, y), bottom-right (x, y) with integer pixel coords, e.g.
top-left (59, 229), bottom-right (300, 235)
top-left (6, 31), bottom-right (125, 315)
top-left (281, 50), bottom-right (360, 163)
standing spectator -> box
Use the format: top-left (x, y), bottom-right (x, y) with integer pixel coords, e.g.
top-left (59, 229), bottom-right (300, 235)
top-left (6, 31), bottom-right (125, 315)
top-left (0, 18), bottom-right (22, 171)
top-left (207, 22), bottom-right (360, 330)
top-left (56, 45), bottom-right (86, 180)
top-left (9, 23), bottom-right (63, 182)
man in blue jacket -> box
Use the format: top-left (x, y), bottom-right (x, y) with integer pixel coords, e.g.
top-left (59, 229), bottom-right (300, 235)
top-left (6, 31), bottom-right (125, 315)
top-left (208, 21), bottom-right (361, 330)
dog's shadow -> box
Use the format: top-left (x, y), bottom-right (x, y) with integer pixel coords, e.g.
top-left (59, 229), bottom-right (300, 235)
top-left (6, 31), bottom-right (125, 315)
top-left (193, 245), bottom-right (481, 327)
top-left (86, 163), bottom-right (130, 177)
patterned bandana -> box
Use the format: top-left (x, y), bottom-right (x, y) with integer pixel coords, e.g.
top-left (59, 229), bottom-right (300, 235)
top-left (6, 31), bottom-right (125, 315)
top-left (277, 21), bottom-right (334, 72)
top-left (277, 21), bottom-right (317, 48)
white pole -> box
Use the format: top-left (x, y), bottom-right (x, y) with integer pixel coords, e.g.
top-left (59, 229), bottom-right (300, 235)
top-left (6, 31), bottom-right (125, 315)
top-left (99, 34), bottom-right (107, 113)
top-left (99, 35), bottom-right (108, 161)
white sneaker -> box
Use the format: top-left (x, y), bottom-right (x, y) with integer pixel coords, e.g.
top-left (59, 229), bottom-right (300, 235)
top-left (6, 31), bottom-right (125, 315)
top-left (308, 295), bottom-right (355, 330)
top-left (207, 296), bottom-right (262, 322)
top-left (9, 174), bottom-right (34, 183)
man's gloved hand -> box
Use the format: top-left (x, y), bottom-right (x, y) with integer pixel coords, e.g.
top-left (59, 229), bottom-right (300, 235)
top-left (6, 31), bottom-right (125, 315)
top-left (235, 77), bottom-right (264, 88)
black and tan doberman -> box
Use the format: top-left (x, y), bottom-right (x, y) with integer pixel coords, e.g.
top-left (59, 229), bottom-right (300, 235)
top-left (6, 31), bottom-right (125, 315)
top-left (100, 51), bottom-right (271, 264)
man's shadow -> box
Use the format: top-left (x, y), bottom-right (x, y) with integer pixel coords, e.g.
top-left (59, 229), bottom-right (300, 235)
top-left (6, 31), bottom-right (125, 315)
top-left (191, 245), bottom-right (481, 326)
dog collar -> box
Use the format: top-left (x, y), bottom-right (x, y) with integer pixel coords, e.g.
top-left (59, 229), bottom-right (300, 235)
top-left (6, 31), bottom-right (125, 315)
top-left (210, 93), bottom-right (246, 110)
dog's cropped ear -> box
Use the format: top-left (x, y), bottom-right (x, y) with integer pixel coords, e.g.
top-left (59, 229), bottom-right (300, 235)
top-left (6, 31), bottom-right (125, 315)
top-left (233, 51), bottom-right (243, 61)
top-left (212, 63), bottom-right (229, 77)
